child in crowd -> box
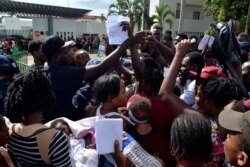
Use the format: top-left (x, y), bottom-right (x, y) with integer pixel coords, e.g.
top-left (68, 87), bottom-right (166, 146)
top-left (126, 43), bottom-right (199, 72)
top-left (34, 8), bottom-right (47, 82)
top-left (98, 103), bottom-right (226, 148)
top-left (125, 94), bottom-right (158, 156)
top-left (219, 110), bottom-right (250, 167)
top-left (73, 49), bottom-right (90, 67)
top-left (84, 74), bottom-right (127, 118)
top-left (50, 118), bottom-right (98, 167)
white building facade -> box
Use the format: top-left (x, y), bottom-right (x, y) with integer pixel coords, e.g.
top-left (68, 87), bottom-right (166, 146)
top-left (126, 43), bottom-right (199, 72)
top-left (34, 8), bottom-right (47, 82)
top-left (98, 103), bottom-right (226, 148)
top-left (0, 16), bottom-right (107, 40)
top-left (0, 17), bottom-right (33, 39)
top-left (150, 0), bottom-right (214, 37)
top-left (29, 18), bottom-right (107, 40)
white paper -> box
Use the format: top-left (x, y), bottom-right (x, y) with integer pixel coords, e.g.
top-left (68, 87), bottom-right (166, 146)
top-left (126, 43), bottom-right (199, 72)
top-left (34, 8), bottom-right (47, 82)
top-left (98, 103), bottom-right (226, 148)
top-left (198, 35), bottom-right (215, 50)
top-left (106, 15), bottom-right (130, 45)
top-left (95, 118), bottom-right (123, 154)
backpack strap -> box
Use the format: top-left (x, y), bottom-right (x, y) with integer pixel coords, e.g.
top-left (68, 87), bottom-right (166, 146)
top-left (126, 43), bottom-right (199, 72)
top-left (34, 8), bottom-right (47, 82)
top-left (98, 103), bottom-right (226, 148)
top-left (36, 128), bottom-right (58, 166)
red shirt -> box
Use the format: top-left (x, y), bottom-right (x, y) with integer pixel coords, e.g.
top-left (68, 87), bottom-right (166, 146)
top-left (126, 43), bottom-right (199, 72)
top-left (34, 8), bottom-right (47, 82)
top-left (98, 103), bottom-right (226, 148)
top-left (148, 96), bottom-right (176, 166)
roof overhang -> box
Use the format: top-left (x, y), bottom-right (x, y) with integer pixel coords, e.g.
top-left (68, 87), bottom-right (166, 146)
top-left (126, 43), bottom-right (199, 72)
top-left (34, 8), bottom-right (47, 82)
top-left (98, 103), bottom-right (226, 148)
top-left (0, 0), bottom-right (91, 18)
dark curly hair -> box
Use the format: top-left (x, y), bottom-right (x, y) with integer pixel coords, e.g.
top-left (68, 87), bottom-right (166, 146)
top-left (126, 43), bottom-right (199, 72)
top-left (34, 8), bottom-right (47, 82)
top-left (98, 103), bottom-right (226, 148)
top-left (200, 77), bottom-right (241, 109)
top-left (50, 119), bottom-right (68, 128)
top-left (142, 68), bottom-right (163, 94)
top-left (129, 97), bottom-right (151, 121)
top-left (93, 74), bottom-right (121, 103)
top-left (4, 69), bottom-right (55, 122)
top-left (28, 40), bottom-right (42, 54)
top-left (171, 113), bottom-right (212, 162)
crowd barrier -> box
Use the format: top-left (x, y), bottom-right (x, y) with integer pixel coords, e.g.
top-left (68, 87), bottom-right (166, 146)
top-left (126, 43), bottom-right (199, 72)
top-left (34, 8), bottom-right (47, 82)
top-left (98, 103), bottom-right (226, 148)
top-left (12, 51), bottom-right (29, 73)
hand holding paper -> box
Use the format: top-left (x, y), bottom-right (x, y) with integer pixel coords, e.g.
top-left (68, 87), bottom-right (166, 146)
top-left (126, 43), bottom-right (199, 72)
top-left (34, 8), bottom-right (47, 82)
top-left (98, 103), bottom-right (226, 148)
top-left (106, 15), bottom-right (130, 45)
top-left (95, 118), bottom-right (123, 154)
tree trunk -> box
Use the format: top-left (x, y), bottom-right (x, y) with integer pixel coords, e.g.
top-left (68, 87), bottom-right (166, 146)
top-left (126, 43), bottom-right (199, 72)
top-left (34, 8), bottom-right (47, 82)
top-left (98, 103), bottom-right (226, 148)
top-left (245, 2), bottom-right (250, 35)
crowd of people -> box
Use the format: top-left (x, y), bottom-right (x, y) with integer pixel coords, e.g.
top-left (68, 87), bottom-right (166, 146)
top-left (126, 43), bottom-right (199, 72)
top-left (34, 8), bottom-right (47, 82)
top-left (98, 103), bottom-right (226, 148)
top-left (0, 20), bottom-right (249, 167)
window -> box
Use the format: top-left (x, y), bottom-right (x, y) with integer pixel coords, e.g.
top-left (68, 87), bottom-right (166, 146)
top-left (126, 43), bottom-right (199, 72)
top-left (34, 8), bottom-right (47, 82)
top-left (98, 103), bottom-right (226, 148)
top-left (176, 10), bottom-right (180, 18)
top-left (193, 11), bottom-right (200, 20)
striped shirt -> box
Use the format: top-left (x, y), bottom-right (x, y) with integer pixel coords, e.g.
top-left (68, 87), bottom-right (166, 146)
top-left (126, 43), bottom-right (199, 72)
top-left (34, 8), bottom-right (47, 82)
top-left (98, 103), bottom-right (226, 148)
top-left (8, 130), bottom-right (72, 167)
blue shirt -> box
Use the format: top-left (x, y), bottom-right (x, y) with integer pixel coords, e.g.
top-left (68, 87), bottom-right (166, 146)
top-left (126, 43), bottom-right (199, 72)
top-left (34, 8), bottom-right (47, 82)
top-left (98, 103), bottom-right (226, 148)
top-left (42, 65), bottom-right (86, 122)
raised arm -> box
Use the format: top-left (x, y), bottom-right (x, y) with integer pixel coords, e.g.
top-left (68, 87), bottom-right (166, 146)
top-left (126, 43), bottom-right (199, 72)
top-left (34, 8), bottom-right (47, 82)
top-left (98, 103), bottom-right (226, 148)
top-left (159, 39), bottom-right (197, 117)
top-left (84, 36), bottom-right (141, 81)
top-left (115, 59), bottom-right (134, 82)
top-left (147, 36), bottom-right (174, 62)
top-left (130, 43), bottom-right (144, 82)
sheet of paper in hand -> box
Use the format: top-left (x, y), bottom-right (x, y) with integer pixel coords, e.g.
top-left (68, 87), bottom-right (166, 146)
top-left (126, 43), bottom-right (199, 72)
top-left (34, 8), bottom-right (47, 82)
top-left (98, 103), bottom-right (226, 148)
top-left (106, 15), bottom-right (130, 45)
top-left (95, 118), bottom-right (123, 154)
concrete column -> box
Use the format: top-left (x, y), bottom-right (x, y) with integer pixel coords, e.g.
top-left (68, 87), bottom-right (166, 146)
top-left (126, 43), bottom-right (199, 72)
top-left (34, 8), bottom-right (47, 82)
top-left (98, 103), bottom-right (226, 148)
top-left (48, 16), bottom-right (53, 35)
top-left (178, 0), bottom-right (185, 33)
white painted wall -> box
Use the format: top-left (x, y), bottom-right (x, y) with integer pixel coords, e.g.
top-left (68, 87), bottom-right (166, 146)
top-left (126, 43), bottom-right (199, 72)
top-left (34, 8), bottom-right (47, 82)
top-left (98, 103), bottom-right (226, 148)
top-left (20, 19), bottom-right (32, 28)
top-left (2, 17), bottom-right (21, 30)
top-left (33, 18), bottom-right (107, 40)
top-left (53, 19), bottom-right (77, 40)
top-left (1, 17), bottom-right (115, 40)
top-left (76, 22), bottom-right (106, 37)
top-left (32, 18), bottom-right (48, 40)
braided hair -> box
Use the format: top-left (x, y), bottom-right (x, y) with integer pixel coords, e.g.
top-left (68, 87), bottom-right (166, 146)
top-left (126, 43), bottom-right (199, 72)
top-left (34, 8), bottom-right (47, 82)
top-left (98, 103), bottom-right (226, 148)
top-left (142, 68), bottom-right (163, 94)
top-left (4, 69), bottom-right (55, 122)
top-left (170, 113), bottom-right (212, 162)
top-left (200, 77), bottom-right (241, 109)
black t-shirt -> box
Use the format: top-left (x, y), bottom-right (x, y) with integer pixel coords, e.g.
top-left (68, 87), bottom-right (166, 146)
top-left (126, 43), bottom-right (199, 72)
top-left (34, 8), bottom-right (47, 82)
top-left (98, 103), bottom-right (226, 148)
top-left (42, 65), bottom-right (86, 122)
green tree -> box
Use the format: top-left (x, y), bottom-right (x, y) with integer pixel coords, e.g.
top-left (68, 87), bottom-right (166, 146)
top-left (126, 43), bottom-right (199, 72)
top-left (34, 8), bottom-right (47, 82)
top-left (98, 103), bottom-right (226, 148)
top-left (152, 4), bottom-right (174, 29)
top-left (246, 2), bottom-right (250, 34)
top-left (204, 0), bottom-right (249, 34)
top-left (108, 0), bottom-right (144, 32)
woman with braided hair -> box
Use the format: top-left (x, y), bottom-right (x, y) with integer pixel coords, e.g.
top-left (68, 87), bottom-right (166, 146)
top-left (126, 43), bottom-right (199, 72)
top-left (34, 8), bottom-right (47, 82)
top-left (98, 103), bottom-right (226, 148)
top-left (5, 70), bottom-right (72, 167)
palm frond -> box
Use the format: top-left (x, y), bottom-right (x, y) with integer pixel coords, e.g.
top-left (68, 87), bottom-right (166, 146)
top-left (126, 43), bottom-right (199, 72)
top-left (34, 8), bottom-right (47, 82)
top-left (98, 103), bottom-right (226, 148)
top-left (165, 18), bottom-right (174, 29)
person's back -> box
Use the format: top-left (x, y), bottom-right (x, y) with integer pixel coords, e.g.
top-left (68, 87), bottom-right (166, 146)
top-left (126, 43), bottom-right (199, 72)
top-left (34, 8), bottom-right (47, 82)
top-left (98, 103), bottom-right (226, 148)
top-left (42, 65), bottom-right (86, 122)
top-left (4, 70), bottom-right (72, 167)
top-left (8, 123), bottom-right (71, 167)
top-left (141, 68), bottom-right (175, 165)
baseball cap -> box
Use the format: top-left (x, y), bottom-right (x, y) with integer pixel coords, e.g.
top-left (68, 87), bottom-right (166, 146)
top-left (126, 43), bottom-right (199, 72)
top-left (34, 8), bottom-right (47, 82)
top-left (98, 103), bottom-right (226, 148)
top-left (42, 35), bottom-right (74, 60)
top-left (200, 66), bottom-right (225, 79)
top-left (219, 109), bottom-right (250, 133)
top-left (0, 54), bottom-right (19, 76)
top-left (67, 40), bottom-right (82, 49)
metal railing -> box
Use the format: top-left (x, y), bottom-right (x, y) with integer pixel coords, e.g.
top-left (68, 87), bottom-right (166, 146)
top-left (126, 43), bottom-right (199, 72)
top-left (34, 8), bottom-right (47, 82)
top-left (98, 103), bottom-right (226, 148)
top-left (12, 51), bottom-right (29, 73)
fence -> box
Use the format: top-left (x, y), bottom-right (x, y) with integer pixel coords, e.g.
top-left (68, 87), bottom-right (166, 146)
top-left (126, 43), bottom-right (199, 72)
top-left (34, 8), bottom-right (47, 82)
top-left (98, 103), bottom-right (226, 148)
top-left (12, 51), bottom-right (29, 73)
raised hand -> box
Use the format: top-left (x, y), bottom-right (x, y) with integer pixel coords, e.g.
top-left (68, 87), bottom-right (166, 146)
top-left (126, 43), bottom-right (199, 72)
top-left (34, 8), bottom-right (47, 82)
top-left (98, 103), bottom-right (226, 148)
top-left (175, 39), bottom-right (191, 58)
top-left (129, 31), bottom-right (146, 45)
top-left (120, 21), bottom-right (132, 37)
